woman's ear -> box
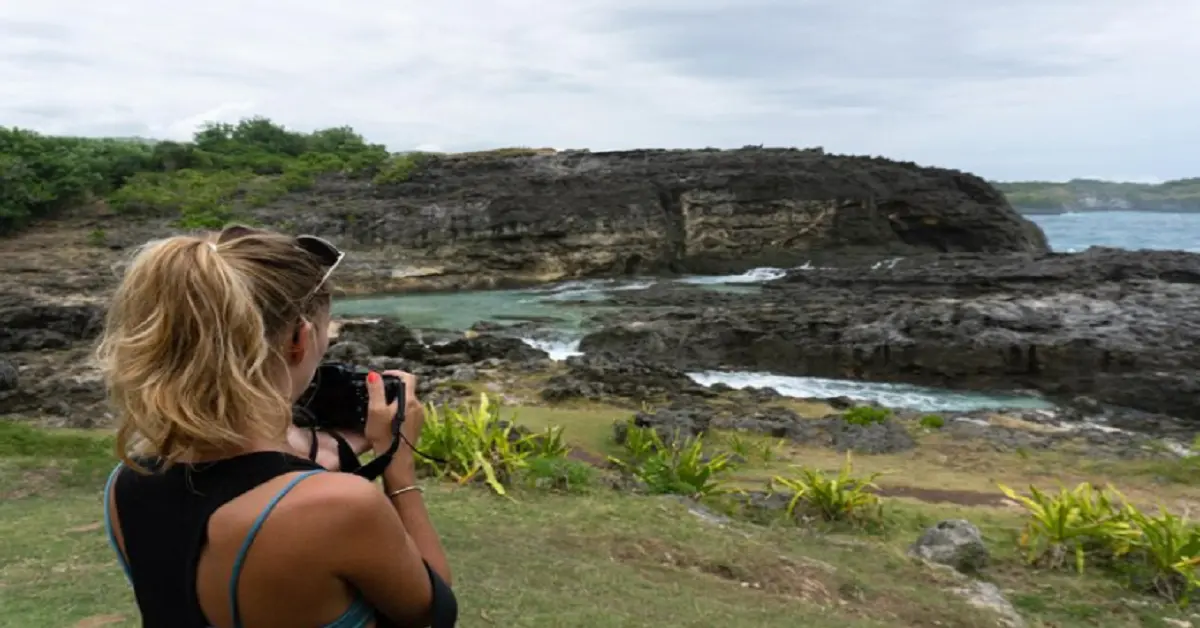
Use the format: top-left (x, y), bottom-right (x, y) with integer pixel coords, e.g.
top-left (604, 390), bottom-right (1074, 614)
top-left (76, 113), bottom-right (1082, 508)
top-left (290, 320), bottom-right (313, 364)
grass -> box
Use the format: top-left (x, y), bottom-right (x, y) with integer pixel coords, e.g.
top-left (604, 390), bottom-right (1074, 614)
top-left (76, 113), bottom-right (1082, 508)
top-left (509, 402), bottom-right (1198, 510)
top-left (2, 410), bottom-right (1197, 627)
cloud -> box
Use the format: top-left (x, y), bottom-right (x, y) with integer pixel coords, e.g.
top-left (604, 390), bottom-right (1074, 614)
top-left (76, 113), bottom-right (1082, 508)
top-left (1, 0), bottom-right (1197, 180)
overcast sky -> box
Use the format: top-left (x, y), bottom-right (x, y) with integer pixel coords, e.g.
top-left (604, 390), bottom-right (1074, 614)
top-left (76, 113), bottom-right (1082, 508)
top-left (3, 0), bottom-right (1198, 182)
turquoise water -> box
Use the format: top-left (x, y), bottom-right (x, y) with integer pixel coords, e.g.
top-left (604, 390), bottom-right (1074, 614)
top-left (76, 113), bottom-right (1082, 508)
top-left (333, 212), bottom-right (1189, 410)
top-left (337, 287), bottom-right (600, 332)
top-left (333, 273), bottom-right (762, 333)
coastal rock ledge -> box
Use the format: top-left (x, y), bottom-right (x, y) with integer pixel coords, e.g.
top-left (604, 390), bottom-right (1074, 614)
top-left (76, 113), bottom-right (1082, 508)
top-left (273, 148), bottom-right (1049, 293)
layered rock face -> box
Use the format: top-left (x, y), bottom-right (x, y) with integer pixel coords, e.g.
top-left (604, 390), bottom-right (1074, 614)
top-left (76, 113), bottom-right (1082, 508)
top-left (0, 148), bottom-right (1045, 301)
top-left (579, 248), bottom-right (1200, 423)
top-left (253, 148), bottom-right (1049, 292)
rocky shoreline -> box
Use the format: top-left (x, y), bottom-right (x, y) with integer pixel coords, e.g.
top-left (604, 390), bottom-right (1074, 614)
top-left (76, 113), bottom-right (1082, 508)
top-left (576, 247), bottom-right (1200, 425)
top-left (0, 147), bottom-right (1196, 447)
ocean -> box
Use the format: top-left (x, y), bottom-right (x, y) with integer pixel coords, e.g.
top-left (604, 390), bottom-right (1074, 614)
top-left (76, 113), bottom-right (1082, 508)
top-left (333, 211), bottom-right (1200, 412)
top-left (1032, 210), bottom-right (1200, 253)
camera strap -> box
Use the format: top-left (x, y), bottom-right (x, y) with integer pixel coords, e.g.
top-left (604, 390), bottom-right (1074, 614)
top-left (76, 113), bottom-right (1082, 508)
top-left (352, 415), bottom-right (403, 481)
top-left (307, 412), bottom-right (448, 481)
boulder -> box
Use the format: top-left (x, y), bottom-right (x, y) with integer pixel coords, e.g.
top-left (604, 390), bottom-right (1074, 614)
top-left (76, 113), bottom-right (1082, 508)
top-left (0, 358), bottom-right (18, 391)
top-left (0, 295), bottom-right (105, 352)
top-left (909, 519), bottom-right (990, 574)
top-left (540, 354), bottom-right (708, 403)
top-left (431, 335), bottom-right (549, 364)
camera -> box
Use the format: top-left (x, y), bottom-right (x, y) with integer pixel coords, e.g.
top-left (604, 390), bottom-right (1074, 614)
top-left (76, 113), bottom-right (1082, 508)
top-left (293, 362), bottom-right (405, 431)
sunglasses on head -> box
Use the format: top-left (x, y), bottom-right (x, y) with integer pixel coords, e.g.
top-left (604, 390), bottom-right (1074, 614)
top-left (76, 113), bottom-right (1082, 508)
top-left (296, 234), bottom-right (345, 301)
top-left (217, 225), bottom-right (345, 300)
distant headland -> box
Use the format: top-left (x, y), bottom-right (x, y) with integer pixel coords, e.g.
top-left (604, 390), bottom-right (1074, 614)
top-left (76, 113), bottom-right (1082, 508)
top-left (993, 178), bottom-right (1200, 214)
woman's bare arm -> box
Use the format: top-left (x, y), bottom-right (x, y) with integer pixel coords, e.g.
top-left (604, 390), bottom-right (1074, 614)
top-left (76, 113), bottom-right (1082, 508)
top-left (381, 452), bottom-right (452, 585)
top-left (305, 473), bottom-right (440, 626)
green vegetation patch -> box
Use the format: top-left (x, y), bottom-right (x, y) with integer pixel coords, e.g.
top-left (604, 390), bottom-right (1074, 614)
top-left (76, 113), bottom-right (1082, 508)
top-left (0, 118), bottom-right (398, 233)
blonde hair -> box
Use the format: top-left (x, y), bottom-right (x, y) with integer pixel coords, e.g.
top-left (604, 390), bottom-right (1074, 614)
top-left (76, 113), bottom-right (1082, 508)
top-left (96, 225), bottom-right (333, 471)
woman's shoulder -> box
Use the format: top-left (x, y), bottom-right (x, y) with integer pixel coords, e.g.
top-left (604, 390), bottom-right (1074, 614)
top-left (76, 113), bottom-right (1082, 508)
top-left (252, 470), bottom-right (393, 537)
top-left (265, 469), bottom-right (384, 516)
top-left (200, 470), bottom-right (392, 576)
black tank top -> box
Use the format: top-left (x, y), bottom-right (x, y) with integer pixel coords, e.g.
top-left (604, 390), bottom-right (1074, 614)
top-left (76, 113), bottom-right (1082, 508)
top-left (106, 450), bottom-right (458, 628)
top-left (108, 451), bottom-right (324, 627)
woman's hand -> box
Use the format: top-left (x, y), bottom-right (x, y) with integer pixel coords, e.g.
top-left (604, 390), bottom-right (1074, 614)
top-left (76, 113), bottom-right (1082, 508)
top-left (285, 425), bottom-right (373, 471)
top-left (364, 369), bottom-right (424, 456)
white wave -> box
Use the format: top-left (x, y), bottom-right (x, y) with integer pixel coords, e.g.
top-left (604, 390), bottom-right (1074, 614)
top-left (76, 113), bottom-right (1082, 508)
top-left (521, 337), bottom-right (582, 361)
top-left (525, 278), bottom-right (657, 302)
top-left (677, 267), bottom-right (788, 285)
top-left (686, 370), bottom-right (1056, 412)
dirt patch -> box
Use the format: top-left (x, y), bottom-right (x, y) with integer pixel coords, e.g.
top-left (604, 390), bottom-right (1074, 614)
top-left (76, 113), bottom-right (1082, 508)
top-left (1, 467), bottom-right (64, 500)
top-left (72, 614), bottom-right (127, 627)
top-left (65, 521), bottom-right (104, 534)
top-left (566, 447), bottom-right (610, 467)
top-left (875, 485), bottom-right (1012, 508)
top-left (608, 537), bottom-right (837, 604)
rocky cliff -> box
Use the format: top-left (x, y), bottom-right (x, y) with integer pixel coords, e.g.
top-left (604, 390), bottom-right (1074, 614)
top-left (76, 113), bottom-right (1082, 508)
top-left (0, 147), bottom-right (1047, 299)
top-left (263, 148), bottom-right (1048, 293)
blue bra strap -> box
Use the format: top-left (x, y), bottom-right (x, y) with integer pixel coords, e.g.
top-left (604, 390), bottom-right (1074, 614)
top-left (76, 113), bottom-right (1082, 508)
top-left (102, 463), bottom-right (133, 584)
top-left (325, 597), bottom-right (374, 628)
top-left (228, 469), bottom-right (324, 628)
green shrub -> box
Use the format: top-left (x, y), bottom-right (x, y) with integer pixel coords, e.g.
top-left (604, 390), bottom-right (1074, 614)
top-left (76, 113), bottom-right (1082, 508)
top-left (0, 117), bottom-right (395, 235)
top-left (521, 456), bottom-right (597, 493)
top-left (998, 482), bottom-right (1139, 574)
top-left (769, 452), bottom-right (884, 525)
top-left (417, 393), bottom-right (570, 496)
top-left (0, 129), bottom-right (154, 234)
top-left (1123, 508), bottom-right (1200, 605)
top-left (1000, 481), bottom-right (1200, 606)
top-left (86, 228), bottom-right (107, 247)
top-left (609, 419), bottom-right (732, 497)
top-left (724, 432), bottom-right (753, 461)
top-left (918, 414), bottom-right (945, 430)
top-left (842, 406), bottom-right (892, 426)
top-left (372, 152), bottom-right (436, 185)
top-left (722, 432), bottom-right (784, 465)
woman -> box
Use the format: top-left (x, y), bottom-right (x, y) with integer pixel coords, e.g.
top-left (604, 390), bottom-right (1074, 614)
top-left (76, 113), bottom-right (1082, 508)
top-left (98, 224), bottom-right (456, 627)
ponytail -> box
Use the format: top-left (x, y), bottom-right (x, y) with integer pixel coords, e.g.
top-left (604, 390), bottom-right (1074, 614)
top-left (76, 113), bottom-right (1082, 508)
top-left (97, 235), bottom-right (295, 471)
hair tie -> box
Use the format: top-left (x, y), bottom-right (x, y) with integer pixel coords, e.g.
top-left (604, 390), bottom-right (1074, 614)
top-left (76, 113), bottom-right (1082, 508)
top-left (207, 242), bottom-right (218, 252)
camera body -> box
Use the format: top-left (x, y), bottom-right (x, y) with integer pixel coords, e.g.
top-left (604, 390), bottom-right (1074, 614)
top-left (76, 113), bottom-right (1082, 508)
top-left (294, 362), bottom-right (404, 431)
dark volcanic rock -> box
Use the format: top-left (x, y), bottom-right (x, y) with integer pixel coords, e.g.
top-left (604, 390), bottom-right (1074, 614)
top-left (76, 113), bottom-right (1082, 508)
top-left (0, 295), bottom-right (104, 352)
top-left (613, 403), bottom-right (716, 446)
top-left (0, 358), bottom-right (17, 391)
top-left (0, 348), bottom-right (108, 424)
top-left (580, 249), bottom-right (1200, 425)
top-left (614, 398), bottom-right (917, 454)
top-left (431, 335), bottom-right (549, 364)
top-left (334, 319), bottom-right (431, 360)
top-left (540, 354), bottom-right (711, 403)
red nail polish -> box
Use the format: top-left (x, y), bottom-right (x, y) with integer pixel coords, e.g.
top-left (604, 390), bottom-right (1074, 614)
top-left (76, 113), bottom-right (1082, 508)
top-left (367, 372), bottom-right (380, 383)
